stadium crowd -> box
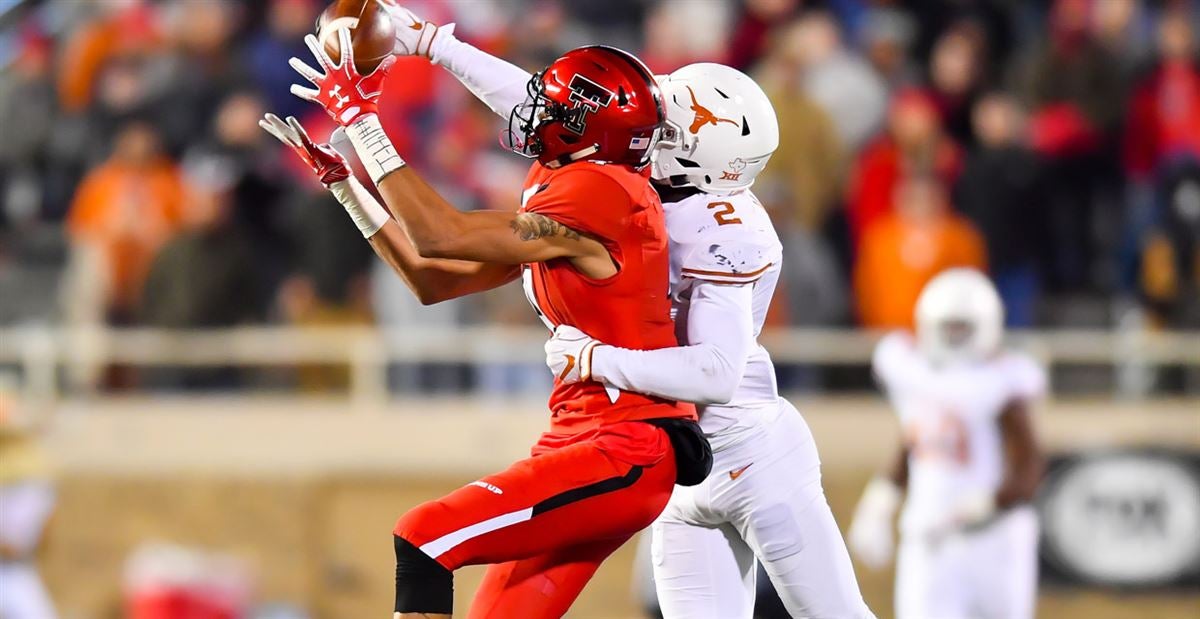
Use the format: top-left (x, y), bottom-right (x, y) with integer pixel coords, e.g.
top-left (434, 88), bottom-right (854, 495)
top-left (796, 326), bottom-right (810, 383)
top-left (0, 0), bottom-right (1197, 351)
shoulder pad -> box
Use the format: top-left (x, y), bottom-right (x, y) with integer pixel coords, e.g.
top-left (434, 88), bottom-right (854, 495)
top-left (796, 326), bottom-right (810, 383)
top-left (680, 239), bottom-right (777, 283)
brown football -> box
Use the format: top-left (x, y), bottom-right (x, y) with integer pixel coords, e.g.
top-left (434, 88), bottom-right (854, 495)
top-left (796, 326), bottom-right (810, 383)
top-left (316, 0), bottom-right (395, 74)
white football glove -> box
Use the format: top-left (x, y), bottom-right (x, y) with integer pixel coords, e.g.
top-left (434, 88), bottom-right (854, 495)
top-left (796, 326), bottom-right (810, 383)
top-left (382, 4), bottom-right (456, 62)
top-left (847, 477), bottom-right (901, 570)
top-left (545, 325), bottom-right (601, 384)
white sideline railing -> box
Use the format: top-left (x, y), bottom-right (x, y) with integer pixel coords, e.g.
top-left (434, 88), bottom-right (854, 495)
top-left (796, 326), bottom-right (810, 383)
top-left (1, 326), bottom-right (1198, 402)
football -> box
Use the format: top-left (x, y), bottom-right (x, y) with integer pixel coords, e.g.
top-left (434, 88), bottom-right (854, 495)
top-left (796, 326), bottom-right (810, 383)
top-left (316, 0), bottom-right (395, 74)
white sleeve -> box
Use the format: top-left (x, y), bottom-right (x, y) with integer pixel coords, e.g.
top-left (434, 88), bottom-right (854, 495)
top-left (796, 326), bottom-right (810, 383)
top-left (434, 36), bottom-right (533, 120)
top-left (590, 282), bottom-right (754, 405)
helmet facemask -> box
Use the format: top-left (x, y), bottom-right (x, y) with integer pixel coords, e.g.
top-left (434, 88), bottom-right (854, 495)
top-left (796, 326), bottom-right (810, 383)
top-left (504, 72), bottom-right (556, 160)
top-left (651, 117), bottom-right (702, 188)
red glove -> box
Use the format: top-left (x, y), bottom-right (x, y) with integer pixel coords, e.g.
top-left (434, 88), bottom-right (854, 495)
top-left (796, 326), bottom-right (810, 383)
top-left (258, 113), bottom-right (350, 186)
top-left (289, 28), bottom-right (396, 126)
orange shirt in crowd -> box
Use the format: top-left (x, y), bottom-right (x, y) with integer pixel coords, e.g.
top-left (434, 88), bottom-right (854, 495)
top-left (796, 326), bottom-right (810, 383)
top-left (67, 160), bottom-right (185, 312)
top-left (853, 211), bottom-right (986, 329)
top-left (845, 136), bottom-right (962, 250)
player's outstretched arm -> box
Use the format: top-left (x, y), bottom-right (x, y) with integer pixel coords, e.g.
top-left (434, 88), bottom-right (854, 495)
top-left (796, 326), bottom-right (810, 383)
top-left (289, 28), bottom-right (615, 277)
top-left (373, 166), bottom-right (615, 275)
top-left (386, 4), bottom-right (532, 119)
top-left (260, 113), bottom-right (518, 304)
top-left (547, 280), bottom-right (754, 404)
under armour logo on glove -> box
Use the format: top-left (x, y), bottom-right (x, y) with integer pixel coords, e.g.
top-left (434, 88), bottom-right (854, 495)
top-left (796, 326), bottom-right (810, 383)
top-left (289, 27), bottom-right (396, 126)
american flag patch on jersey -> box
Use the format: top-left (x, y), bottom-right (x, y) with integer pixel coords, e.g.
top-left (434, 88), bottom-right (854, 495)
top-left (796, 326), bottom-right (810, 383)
top-left (629, 136), bottom-right (651, 149)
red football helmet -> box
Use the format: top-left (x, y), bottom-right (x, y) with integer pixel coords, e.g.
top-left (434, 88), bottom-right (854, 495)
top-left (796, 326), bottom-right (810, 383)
top-left (506, 46), bottom-right (665, 169)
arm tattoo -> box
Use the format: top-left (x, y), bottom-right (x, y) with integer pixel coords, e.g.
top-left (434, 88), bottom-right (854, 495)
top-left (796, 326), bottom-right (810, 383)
top-left (509, 213), bottom-right (583, 242)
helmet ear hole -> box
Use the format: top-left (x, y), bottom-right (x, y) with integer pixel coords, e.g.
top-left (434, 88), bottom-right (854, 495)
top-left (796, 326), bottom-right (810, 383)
top-left (704, 174), bottom-right (712, 185)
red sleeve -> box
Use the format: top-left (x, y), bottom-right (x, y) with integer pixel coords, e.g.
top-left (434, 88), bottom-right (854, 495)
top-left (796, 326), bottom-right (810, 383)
top-left (522, 167), bottom-right (632, 242)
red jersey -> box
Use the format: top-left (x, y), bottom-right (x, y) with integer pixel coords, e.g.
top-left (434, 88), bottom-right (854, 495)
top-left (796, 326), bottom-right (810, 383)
top-left (519, 161), bottom-right (695, 435)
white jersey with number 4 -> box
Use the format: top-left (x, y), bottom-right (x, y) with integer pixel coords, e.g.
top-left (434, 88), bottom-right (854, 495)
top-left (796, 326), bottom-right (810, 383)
top-left (872, 332), bottom-right (1047, 536)
top-left (665, 189), bottom-right (783, 447)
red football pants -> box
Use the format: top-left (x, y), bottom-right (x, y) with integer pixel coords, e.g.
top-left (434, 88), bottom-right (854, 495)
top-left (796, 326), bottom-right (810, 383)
top-left (393, 421), bottom-right (677, 618)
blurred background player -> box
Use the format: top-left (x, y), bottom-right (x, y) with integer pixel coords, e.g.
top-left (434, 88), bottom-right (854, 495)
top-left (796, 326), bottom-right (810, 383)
top-left (0, 375), bottom-right (58, 619)
top-left (273, 30), bottom-right (708, 618)
top-left (848, 268), bottom-right (1045, 619)
top-left (381, 8), bottom-right (872, 616)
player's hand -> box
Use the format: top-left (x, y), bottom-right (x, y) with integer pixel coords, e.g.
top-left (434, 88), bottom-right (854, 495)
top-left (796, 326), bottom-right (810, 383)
top-left (847, 478), bottom-right (900, 569)
top-left (545, 325), bottom-right (600, 384)
top-left (951, 491), bottom-right (996, 529)
top-left (259, 113), bottom-right (351, 187)
top-left (382, 4), bottom-right (455, 60)
top-left (290, 28), bottom-right (396, 126)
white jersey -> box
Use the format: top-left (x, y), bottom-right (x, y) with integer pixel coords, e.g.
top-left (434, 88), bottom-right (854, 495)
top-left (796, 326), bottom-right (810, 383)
top-left (872, 332), bottom-right (1046, 536)
top-left (664, 189), bottom-right (783, 442)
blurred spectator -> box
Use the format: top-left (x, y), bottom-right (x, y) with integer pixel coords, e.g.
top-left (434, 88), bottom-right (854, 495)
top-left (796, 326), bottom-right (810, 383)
top-left (728, 0), bottom-right (802, 71)
top-left (1090, 0), bottom-right (1152, 79)
top-left (859, 6), bottom-right (919, 88)
top-left (56, 2), bottom-right (160, 113)
top-left (955, 93), bottom-right (1047, 326)
top-left (280, 190), bottom-right (374, 326)
top-left (1021, 0), bottom-right (1123, 157)
top-left (148, 0), bottom-right (250, 153)
top-left (186, 91), bottom-right (291, 290)
top-left (1124, 8), bottom-right (1200, 323)
top-left (754, 20), bottom-right (851, 327)
top-left (139, 156), bottom-right (264, 389)
top-left (640, 0), bottom-right (732, 73)
top-left (1124, 10), bottom-right (1200, 185)
top-left (846, 88), bottom-right (962, 250)
top-left (1019, 0), bottom-right (1126, 291)
top-left (755, 29), bottom-right (846, 232)
top-left (278, 189), bottom-right (374, 392)
top-left (792, 12), bottom-right (889, 151)
top-left (66, 121), bottom-right (184, 323)
top-left (245, 0), bottom-right (321, 123)
top-left (0, 28), bottom-right (58, 224)
top-left (854, 174), bottom-right (986, 329)
top-left (140, 155), bottom-right (264, 329)
top-left (928, 21), bottom-right (989, 146)
top-left (559, 0), bottom-right (651, 51)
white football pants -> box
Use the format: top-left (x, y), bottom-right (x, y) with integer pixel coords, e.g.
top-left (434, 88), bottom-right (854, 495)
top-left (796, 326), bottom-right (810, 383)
top-left (0, 482), bottom-right (57, 619)
top-left (651, 400), bottom-right (874, 618)
top-left (895, 507), bottom-right (1038, 619)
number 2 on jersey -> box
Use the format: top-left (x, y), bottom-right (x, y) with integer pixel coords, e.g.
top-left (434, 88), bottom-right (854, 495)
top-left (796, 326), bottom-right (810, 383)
top-left (707, 201), bottom-right (742, 226)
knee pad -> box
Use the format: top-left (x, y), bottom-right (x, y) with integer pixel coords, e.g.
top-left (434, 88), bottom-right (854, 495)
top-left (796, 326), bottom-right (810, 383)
top-left (394, 535), bottom-right (454, 614)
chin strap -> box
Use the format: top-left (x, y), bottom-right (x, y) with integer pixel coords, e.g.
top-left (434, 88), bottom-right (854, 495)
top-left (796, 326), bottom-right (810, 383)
top-left (545, 145), bottom-right (601, 169)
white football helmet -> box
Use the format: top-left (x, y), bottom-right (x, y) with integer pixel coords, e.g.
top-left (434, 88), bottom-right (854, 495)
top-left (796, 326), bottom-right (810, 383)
top-left (915, 268), bottom-right (1004, 365)
top-left (652, 63), bottom-right (779, 194)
